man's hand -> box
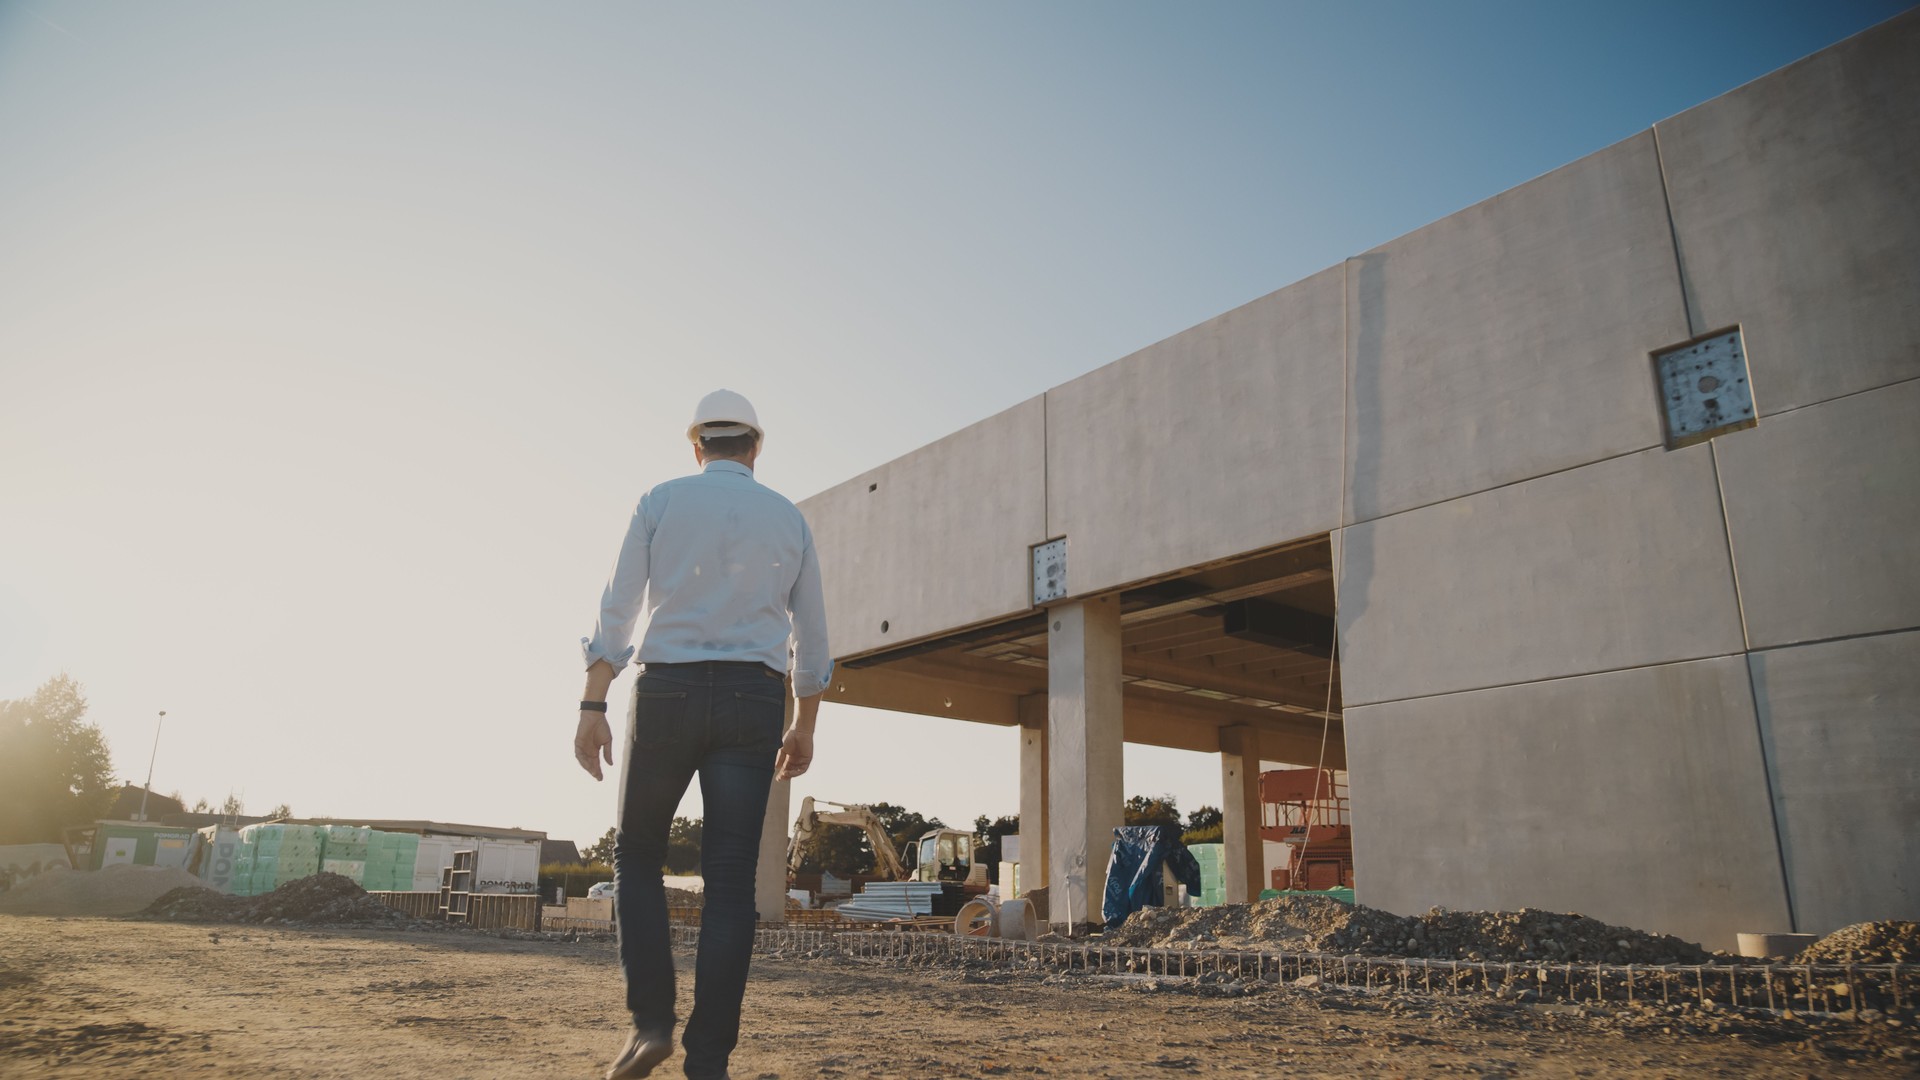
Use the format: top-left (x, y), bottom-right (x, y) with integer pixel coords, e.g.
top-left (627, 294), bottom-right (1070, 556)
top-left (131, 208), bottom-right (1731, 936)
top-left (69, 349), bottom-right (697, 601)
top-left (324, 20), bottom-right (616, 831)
top-left (775, 727), bottom-right (813, 780)
top-left (575, 712), bottom-right (614, 780)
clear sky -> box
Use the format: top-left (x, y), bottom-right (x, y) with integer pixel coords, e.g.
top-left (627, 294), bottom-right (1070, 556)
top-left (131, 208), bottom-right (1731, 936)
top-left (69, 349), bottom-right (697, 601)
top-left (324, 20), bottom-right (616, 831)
top-left (2, 0), bottom-right (1907, 849)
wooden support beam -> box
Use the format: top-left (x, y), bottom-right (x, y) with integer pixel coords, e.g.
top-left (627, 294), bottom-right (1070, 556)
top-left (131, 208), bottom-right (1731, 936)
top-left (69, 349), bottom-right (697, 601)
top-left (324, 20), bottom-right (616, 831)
top-left (1222, 599), bottom-right (1337, 658)
top-left (827, 664), bottom-right (1020, 725)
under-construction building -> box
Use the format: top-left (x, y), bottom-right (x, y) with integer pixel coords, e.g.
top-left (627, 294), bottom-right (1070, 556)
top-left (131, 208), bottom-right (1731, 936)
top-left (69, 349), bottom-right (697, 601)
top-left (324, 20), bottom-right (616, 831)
top-left (749, 12), bottom-right (1919, 949)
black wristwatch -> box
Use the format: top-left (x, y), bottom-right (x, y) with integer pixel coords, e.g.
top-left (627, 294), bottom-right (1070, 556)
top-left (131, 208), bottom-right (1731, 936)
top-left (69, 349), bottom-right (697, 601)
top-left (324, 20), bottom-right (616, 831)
top-left (580, 700), bottom-right (609, 713)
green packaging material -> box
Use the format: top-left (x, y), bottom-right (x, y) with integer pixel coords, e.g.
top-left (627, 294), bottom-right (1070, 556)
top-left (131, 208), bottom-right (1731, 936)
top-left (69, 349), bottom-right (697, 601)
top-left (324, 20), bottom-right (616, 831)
top-left (1182, 843), bottom-right (1226, 907)
top-left (365, 834), bottom-right (420, 869)
top-left (322, 859), bottom-right (366, 882)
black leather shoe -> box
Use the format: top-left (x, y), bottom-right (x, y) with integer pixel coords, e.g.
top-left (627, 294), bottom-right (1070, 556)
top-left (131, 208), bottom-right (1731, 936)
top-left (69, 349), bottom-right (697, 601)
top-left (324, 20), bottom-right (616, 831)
top-left (604, 1030), bottom-right (674, 1080)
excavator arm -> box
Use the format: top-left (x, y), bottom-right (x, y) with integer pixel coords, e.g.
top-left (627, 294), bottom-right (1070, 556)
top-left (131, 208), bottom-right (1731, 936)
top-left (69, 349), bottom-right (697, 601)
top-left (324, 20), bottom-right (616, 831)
top-left (787, 796), bottom-right (910, 881)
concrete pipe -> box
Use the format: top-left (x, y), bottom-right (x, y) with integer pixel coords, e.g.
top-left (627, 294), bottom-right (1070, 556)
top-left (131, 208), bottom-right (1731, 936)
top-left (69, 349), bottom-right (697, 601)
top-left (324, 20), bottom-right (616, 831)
top-left (954, 899), bottom-right (998, 938)
top-left (997, 897), bottom-right (1036, 942)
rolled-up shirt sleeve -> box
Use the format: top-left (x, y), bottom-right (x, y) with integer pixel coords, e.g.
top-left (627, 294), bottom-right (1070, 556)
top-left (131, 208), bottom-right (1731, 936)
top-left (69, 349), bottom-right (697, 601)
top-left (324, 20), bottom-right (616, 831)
top-left (581, 493), bottom-right (656, 673)
top-left (787, 522), bottom-right (832, 698)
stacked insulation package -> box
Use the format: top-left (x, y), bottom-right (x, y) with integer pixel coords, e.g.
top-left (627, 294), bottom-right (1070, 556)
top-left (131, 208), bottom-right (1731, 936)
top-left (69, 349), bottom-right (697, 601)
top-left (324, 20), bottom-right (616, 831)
top-left (321, 825), bottom-right (371, 885)
top-left (227, 824), bottom-right (422, 895)
top-left (234, 823), bottom-right (326, 896)
top-left (1186, 843), bottom-right (1227, 907)
top-left (361, 831), bottom-right (421, 892)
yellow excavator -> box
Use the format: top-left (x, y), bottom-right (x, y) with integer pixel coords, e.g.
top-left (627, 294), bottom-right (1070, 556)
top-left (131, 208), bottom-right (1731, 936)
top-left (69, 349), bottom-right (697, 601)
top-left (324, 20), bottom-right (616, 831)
top-left (785, 797), bottom-right (982, 898)
top-left (786, 796), bottom-right (1036, 938)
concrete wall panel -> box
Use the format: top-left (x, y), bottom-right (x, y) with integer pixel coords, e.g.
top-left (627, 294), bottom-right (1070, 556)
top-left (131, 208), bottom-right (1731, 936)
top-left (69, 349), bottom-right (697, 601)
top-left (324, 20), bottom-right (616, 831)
top-left (1337, 445), bottom-right (1745, 707)
top-left (1346, 657), bottom-right (1791, 951)
top-left (799, 397), bottom-right (1046, 659)
top-left (1656, 10), bottom-right (1920, 414)
top-left (1046, 267), bottom-right (1345, 595)
top-left (1749, 630), bottom-right (1920, 935)
top-left (1715, 379), bottom-right (1920, 649)
top-left (1343, 131), bottom-right (1682, 524)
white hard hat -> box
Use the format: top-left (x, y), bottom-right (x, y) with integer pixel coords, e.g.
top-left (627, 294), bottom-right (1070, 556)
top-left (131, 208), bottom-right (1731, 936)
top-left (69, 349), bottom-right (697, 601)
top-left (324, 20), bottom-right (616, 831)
top-left (686, 389), bottom-right (763, 445)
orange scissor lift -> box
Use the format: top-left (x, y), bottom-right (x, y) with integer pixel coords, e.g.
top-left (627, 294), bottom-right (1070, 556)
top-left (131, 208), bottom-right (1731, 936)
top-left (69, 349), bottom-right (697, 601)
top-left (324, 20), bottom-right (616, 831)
top-left (1259, 767), bottom-right (1355, 893)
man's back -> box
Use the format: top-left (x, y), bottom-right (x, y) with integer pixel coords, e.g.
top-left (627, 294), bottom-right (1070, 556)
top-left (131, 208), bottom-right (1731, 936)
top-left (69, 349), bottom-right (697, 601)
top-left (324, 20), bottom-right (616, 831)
top-left (583, 458), bottom-right (831, 698)
top-left (640, 462), bottom-right (809, 663)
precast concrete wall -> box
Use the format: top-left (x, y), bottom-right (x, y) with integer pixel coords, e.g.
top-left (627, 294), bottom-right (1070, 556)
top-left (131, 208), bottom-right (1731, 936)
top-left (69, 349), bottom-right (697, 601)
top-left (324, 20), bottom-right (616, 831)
top-left (1046, 264), bottom-right (1346, 591)
top-left (1339, 12), bottom-right (1920, 945)
top-left (798, 10), bottom-right (1920, 946)
top-left (805, 396), bottom-right (1048, 659)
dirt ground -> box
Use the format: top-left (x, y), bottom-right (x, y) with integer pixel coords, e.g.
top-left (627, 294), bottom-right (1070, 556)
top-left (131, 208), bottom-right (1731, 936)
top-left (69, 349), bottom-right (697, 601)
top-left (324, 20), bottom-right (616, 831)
top-left (1, 916), bottom-right (1914, 1079)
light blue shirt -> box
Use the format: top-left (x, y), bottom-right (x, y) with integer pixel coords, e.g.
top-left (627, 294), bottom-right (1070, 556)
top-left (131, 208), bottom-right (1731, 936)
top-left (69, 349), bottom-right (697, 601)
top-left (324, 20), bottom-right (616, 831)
top-left (582, 460), bottom-right (833, 697)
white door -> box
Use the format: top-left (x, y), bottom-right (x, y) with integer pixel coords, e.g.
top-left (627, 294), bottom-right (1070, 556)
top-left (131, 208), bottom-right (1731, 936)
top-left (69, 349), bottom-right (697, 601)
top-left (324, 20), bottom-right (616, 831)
top-left (413, 837), bottom-right (456, 891)
top-left (475, 841), bottom-right (539, 893)
top-left (100, 837), bottom-right (138, 867)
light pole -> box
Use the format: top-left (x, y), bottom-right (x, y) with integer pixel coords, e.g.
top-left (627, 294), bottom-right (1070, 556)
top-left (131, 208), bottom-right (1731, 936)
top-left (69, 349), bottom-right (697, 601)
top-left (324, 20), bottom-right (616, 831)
top-left (138, 710), bottom-right (165, 822)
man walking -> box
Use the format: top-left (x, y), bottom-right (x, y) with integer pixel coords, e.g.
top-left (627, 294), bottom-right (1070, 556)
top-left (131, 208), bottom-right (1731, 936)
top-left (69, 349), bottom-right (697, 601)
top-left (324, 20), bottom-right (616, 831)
top-left (574, 389), bottom-right (830, 1080)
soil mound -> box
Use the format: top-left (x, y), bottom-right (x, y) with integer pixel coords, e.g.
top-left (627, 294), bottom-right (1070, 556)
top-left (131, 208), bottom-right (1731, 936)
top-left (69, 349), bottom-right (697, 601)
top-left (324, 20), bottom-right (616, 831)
top-left (1104, 896), bottom-right (1716, 965)
top-left (1795, 921), bottom-right (1920, 965)
top-left (1322, 907), bottom-right (1715, 965)
top-left (0, 865), bottom-right (204, 917)
top-left (1104, 895), bottom-right (1348, 949)
top-left (142, 872), bottom-right (415, 926)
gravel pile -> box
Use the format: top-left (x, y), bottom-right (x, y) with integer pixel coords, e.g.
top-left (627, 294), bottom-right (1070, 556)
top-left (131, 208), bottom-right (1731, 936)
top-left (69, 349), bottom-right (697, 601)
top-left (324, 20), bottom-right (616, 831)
top-left (1104, 895), bottom-right (1346, 948)
top-left (0, 865), bottom-right (205, 917)
top-left (142, 873), bottom-right (416, 926)
top-left (1105, 896), bottom-right (1718, 965)
top-left (1795, 922), bottom-right (1920, 966)
top-left (1320, 907), bottom-right (1716, 965)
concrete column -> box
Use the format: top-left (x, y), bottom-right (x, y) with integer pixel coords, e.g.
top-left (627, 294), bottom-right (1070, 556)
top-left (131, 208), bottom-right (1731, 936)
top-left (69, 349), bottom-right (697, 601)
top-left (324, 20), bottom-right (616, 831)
top-left (1017, 694), bottom-right (1048, 900)
top-left (756, 776), bottom-right (792, 924)
top-left (1046, 595), bottom-right (1124, 935)
top-left (754, 691), bottom-right (794, 924)
top-left (1220, 724), bottom-right (1265, 903)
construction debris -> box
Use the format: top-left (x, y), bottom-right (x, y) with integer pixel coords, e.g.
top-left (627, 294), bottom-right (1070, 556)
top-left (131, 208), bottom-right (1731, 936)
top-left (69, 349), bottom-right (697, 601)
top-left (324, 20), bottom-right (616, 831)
top-left (1797, 922), bottom-right (1920, 966)
top-left (1104, 895), bottom-right (1723, 965)
top-left (141, 872), bottom-right (417, 926)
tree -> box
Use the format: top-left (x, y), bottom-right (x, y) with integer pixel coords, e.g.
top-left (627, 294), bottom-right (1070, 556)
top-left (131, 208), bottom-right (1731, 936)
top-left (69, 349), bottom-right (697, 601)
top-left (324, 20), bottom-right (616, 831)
top-left (583, 826), bottom-right (617, 866)
top-left (573, 819), bottom-right (702, 874)
top-left (1124, 794), bottom-right (1181, 828)
top-left (794, 816), bottom-right (873, 876)
top-left (1182, 805), bottom-right (1224, 845)
top-left (872, 802), bottom-right (943, 863)
top-left (664, 816), bottom-right (702, 874)
top-left (265, 803), bottom-right (291, 820)
top-left (972, 814), bottom-right (1019, 883)
top-left (0, 675), bottom-right (115, 844)
top-left (190, 797), bottom-right (211, 814)
top-left (221, 794), bottom-right (245, 818)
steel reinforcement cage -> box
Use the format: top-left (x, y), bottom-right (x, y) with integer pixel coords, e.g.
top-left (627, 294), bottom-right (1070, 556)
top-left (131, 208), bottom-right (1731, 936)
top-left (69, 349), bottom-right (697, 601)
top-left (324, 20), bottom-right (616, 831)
top-left (667, 925), bottom-right (1916, 1021)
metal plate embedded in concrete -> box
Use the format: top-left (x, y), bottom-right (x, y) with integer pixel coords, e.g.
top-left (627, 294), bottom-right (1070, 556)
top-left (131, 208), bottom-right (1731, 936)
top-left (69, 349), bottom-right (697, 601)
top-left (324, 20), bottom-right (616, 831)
top-left (1032, 538), bottom-right (1067, 605)
top-left (1654, 327), bottom-right (1757, 448)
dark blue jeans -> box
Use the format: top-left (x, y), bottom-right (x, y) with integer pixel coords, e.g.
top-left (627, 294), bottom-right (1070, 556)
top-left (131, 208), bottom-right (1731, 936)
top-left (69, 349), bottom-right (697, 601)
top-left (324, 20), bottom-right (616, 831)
top-left (615, 660), bottom-right (785, 1080)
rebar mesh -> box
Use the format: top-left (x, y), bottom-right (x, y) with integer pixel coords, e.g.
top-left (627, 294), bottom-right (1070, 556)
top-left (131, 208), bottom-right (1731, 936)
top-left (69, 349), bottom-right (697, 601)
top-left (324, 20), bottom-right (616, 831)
top-left (667, 925), bottom-right (1917, 1021)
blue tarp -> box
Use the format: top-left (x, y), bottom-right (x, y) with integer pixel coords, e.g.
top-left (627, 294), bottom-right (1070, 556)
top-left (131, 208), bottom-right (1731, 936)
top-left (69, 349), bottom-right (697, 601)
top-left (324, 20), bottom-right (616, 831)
top-left (1102, 825), bottom-right (1204, 930)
